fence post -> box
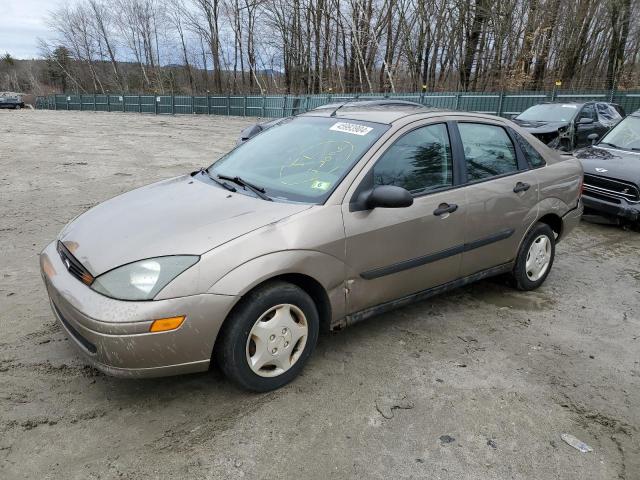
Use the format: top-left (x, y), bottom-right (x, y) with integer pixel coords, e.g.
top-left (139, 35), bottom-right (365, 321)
top-left (262, 96), bottom-right (266, 117)
top-left (79, 95), bottom-right (83, 111)
top-left (138, 95), bottom-right (141, 113)
top-left (207, 95), bottom-right (211, 115)
top-left (243, 96), bottom-right (247, 116)
top-left (67, 96), bottom-right (69, 110)
top-left (454, 93), bottom-right (460, 110)
top-left (122, 94), bottom-right (125, 113)
top-left (171, 95), bottom-right (175, 115)
top-left (93, 94), bottom-right (96, 111)
top-left (609, 88), bottom-right (615, 102)
top-left (191, 95), bottom-right (195, 114)
top-left (282, 96), bottom-right (286, 117)
top-left (497, 91), bottom-right (504, 117)
top-left (227, 95), bottom-right (230, 116)
top-left (154, 96), bottom-right (158, 115)
top-left (107, 95), bottom-right (110, 112)
top-left (54, 95), bottom-right (57, 111)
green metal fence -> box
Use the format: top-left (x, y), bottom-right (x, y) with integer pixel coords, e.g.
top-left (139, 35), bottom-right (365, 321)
top-left (35, 90), bottom-right (640, 118)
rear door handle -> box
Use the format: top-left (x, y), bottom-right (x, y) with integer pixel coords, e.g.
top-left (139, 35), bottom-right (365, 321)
top-left (433, 203), bottom-right (458, 216)
top-left (513, 182), bottom-right (530, 193)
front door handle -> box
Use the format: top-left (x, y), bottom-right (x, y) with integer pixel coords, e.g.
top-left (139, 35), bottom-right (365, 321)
top-left (513, 182), bottom-right (530, 193)
top-left (433, 203), bottom-right (458, 216)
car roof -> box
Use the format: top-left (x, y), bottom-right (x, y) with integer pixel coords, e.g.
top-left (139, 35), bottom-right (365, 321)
top-left (537, 101), bottom-right (586, 107)
top-left (301, 102), bottom-right (448, 124)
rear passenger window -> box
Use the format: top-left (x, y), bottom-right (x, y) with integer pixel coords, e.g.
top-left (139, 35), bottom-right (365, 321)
top-left (596, 103), bottom-right (622, 127)
top-left (512, 131), bottom-right (545, 168)
top-left (373, 123), bottom-right (452, 194)
top-left (458, 123), bottom-right (518, 181)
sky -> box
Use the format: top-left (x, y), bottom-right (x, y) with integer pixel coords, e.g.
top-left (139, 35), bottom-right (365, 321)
top-left (0, 0), bottom-right (66, 59)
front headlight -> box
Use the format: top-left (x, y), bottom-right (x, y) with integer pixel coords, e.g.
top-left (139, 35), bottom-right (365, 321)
top-left (91, 256), bottom-right (199, 300)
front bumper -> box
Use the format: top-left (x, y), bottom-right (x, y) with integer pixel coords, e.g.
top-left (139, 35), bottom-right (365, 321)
top-left (40, 241), bottom-right (238, 378)
top-left (582, 194), bottom-right (640, 222)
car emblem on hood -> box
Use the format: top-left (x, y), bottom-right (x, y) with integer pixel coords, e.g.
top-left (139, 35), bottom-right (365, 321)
top-left (595, 168), bottom-right (608, 173)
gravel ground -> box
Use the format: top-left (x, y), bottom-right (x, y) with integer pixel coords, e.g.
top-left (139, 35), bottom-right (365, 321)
top-left (0, 110), bottom-right (639, 480)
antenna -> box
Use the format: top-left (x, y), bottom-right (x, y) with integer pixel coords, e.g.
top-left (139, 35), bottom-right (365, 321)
top-left (329, 101), bottom-right (351, 117)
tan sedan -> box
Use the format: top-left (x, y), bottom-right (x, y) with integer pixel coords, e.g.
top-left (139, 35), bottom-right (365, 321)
top-left (40, 104), bottom-right (583, 391)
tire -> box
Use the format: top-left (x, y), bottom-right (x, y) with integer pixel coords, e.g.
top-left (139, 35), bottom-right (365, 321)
top-left (14, 104), bottom-right (21, 110)
top-left (215, 281), bottom-right (319, 392)
top-left (510, 222), bottom-right (556, 291)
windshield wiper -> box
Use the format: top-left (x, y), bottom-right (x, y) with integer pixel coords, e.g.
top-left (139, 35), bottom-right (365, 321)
top-left (598, 142), bottom-right (622, 149)
top-left (217, 174), bottom-right (272, 201)
top-left (191, 167), bottom-right (236, 192)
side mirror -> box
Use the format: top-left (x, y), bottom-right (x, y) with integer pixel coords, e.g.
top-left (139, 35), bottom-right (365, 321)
top-left (588, 133), bottom-right (599, 145)
top-left (578, 117), bottom-right (594, 125)
top-left (364, 185), bottom-right (413, 210)
top-left (237, 123), bottom-right (264, 144)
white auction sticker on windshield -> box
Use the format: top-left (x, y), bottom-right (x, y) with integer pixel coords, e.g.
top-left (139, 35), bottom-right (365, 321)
top-left (561, 104), bottom-right (577, 108)
top-left (330, 122), bottom-right (373, 136)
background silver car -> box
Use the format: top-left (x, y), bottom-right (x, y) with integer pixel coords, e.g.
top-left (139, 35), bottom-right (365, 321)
top-left (41, 104), bottom-right (583, 391)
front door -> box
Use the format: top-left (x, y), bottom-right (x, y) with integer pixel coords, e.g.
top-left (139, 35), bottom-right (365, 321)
top-left (342, 122), bottom-right (467, 314)
top-left (575, 103), bottom-right (601, 148)
top-left (454, 121), bottom-right (540, 277)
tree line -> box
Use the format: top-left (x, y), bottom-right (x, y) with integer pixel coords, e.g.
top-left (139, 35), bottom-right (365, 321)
top-left (2, 0), bottom-right (639, 95)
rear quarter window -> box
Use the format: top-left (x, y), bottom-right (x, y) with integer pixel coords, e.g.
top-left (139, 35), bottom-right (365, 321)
top-left (512, 130), bottom-right (546, 168)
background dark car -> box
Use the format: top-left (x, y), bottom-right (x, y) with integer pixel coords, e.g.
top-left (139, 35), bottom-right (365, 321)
top-left (574, 109), bottom-right (640, 224)
top-left (512, 101), bottom-right (624, 151)
top-left (0, 92), bottom-right (25, 110)
top-left (236, 99), bottom-right (424, 144)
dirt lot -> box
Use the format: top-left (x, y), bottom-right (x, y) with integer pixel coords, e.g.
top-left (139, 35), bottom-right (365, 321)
top-left (0, 110), bottom-right (639, 479)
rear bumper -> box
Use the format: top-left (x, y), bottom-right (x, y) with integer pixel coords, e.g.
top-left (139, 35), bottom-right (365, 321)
top-left (40, 241), bottom-right (238, 378)
top-left (560, 200), bottom-right (583, 241)
top-left (582, 194), bottom-right (640, 222)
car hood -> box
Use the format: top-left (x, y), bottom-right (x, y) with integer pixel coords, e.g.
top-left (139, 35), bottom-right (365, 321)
top-left (575, 146), bottom-right (640, 184)
top-left (512, 119), bottom-right (570, 134)
top-left (59, 174), bottom-right (311, 275)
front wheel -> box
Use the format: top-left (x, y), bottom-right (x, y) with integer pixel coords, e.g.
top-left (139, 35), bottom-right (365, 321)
top-left (510, 222), bottom-right (556, 291)
top-left (215, 281), bottom-right (319, 392)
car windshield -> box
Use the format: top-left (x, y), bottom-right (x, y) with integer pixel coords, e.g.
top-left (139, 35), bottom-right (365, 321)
top-left (599, 115), bottom-right (640, 151)
top-left (516, 104), bottom-right (579, 122)
top-left (209, 116), bottom-right (389, 203)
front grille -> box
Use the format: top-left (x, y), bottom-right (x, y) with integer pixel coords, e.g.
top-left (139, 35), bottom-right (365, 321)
top-left (583, 174), bottom-right (640, 203)
top-left (57, 241), bottom-right (94, 285)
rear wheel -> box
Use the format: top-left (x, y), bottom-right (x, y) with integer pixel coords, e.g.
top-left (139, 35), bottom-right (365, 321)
top-left (14, 104), bottom-right (21, 110)
top-left (215, 281), bottom-right (319, 392)
top-left (510, 222), bottom-right (555, 291)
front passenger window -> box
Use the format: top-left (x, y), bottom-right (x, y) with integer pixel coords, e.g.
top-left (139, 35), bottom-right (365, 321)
top-left (458, 123), bottom-right (518, 181)
top-left (579, 104), bottom-right (597, 122)
top-left (373, 123), bottom-right (452, 194)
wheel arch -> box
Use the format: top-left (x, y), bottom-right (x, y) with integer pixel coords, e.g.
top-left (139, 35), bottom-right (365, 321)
top-left (208, 250), bottom-right (346, 334)
top-left (537, 212), bottom-right (563, 240)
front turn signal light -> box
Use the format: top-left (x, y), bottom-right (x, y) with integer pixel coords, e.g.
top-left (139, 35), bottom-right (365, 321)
top-left (149, 316), bottom-right (185, 332)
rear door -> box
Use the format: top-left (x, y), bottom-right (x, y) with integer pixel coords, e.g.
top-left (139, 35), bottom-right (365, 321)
top-left (453, 120), bottom-right (540, 277)
top-left (342, 121), bottom-right (467, 314)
